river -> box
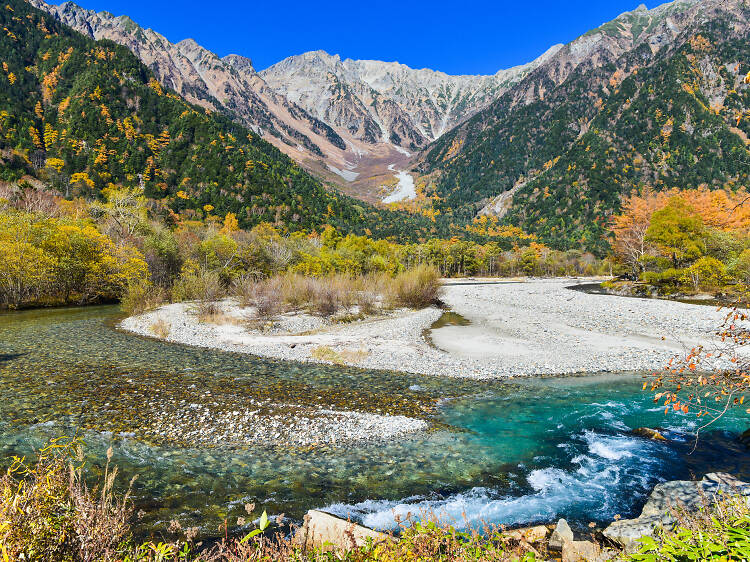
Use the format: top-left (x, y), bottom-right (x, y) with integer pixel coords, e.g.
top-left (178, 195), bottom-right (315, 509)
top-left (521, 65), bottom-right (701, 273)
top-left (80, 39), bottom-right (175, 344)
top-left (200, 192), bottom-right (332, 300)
top-left (0, 305), bottom-right (747, 539)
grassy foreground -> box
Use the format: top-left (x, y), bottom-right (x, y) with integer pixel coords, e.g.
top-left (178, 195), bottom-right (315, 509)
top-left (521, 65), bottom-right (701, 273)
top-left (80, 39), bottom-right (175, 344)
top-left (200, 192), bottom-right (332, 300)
top-left (3, 440), bottom-right (750, 561)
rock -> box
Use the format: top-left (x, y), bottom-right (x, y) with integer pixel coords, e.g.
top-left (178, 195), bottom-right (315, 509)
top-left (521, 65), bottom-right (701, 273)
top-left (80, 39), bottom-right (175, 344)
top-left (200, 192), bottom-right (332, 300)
top-left (602, 514), bottom-right (667, 552)
top-left (603, 472), bottom-right (750, 551)
top-left (632, 427), bottom-right (667, 441)
top-left (294, 510), bottom-right (390, 552)
top-left (504, 524), bottom-right (548, 543)
top-left (549, 518), bottom-right (574, 551)
top-left (562, 540), bottom-right (600, 561)
top-left (740, 428), bottom-right (750, 448)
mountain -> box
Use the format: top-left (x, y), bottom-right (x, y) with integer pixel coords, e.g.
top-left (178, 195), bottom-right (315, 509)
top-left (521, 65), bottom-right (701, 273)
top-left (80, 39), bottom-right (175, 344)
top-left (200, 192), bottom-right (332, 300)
top-left (28, 0), bottom-right (559, 202)
top-left (260, 47), bottom-right (562, 151)
top-left (27, 0), bottom-right (354, 173)
top-left (1, 0), bottom-right (442, 240)
top-left (416, 0), bottom-right (750, 254)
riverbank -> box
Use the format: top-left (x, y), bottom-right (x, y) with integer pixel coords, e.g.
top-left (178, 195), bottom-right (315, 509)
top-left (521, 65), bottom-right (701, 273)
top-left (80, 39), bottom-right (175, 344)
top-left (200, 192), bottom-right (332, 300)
top-left (121, 277), bottom-right (731, 379)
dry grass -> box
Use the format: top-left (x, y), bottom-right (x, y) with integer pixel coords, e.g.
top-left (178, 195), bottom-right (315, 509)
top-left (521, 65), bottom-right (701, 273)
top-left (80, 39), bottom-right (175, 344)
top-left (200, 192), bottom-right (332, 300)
top-left (0, 438), bottom-right (134, 562)
top-left (231, 269), bottom-right (436, 325)
top-left (388, 265), bottom-right (442, 309)
top-left (196, 310), bottom-right (244, 326)
top-left (310, 346), bottom-right (369, 365)
top-left (150, 318), bottom-right (171, 339)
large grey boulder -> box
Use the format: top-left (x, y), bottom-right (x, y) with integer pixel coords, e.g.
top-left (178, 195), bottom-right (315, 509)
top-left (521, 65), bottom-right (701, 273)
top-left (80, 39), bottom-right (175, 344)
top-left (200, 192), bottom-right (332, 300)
top-left (604, 472), bottom-right (750, 551)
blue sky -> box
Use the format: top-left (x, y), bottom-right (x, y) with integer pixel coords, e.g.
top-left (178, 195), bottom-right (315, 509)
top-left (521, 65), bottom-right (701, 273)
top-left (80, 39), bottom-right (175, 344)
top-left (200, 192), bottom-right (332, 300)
top-left (68, 0), bottom-right (660, 74)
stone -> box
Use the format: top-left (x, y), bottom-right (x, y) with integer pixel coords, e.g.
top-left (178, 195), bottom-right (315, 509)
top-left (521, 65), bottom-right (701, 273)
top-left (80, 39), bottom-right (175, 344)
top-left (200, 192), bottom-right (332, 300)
top-left (603, 472), bottom-right (750, 551)
top-left (740, 428), bottom-right (750, 448)
top-left (602, 514), bottom-right (667, 552)
top-left (504, 524), bottom-right (548, 543)
top-left (562, 540), bottom-right (600, 561)
top-left (632, 427), bottom-right (667, 441)
top-left (549, 518), bottom-right (574, 551)
top-left (294, 510), bottom-right (390, 552)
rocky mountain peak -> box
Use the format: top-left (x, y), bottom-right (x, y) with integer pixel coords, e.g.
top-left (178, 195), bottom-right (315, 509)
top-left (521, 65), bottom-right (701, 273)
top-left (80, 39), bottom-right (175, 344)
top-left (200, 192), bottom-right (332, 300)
top-left (223, 54), bottom-right (255, 73)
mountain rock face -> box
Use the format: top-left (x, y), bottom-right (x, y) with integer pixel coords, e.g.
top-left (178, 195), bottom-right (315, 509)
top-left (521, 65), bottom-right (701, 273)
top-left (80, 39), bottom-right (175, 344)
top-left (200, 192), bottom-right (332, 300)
top-left (260, 47), bottom-right (562, 151)
top-left (417, 0), bottom-right (750, 254)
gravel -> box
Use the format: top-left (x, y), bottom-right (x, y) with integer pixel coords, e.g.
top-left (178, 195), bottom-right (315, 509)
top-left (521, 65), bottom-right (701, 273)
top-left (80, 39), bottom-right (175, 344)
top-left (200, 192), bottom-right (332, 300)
top-left (121, 278), bottom-right (731, 380)
top-left (119, 278), bottom-right (734, 445)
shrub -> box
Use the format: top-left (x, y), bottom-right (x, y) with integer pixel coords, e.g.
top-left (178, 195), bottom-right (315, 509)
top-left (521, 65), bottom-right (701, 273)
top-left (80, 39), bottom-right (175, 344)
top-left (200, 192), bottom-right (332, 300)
top-left (171, 269), bottom-right (223, 304)
top-left (389, 265), bottom-right (442, 309)
top-left (311, 283), bottom-right (341, 318)
top-left (230, 272), bottom-right (261, 308)
top-left (684, 256), bottom-right (726, 291)
top-left (251, 277), bottom-right (284, 321)
top-left (120, 279), bottom-right (167, 316)
top-left (150, 319), bottom-right (171, 339)
top-left (279, 274), bottom-right (317, 312)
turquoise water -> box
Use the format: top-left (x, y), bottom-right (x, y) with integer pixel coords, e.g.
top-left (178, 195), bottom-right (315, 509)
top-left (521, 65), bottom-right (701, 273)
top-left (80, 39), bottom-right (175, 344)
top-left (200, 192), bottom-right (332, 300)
top-left (330, 376), bottom-right (749, 531)
top-left (0, 305), bottom-right (747, 538)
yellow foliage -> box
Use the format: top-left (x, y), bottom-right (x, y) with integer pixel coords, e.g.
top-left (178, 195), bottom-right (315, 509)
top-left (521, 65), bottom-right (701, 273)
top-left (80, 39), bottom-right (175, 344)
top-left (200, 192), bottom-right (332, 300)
top-left (148, 78), bottom-right (163, 96)
top-left (0, 211), bottom-right (148, 307)
top-left (45, 157), bottom-right (65, 173)
top-left (219, 212), bottom-right (239, 235)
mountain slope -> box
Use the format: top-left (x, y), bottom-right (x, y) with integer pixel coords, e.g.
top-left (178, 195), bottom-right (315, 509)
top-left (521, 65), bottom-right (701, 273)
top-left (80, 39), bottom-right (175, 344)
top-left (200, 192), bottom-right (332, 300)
top-left (1, 0), bottom-right (442, 240)
top-left (27, 0), bottom-right (356, 174)
top-left (416, 0), bottom-right (750, 254)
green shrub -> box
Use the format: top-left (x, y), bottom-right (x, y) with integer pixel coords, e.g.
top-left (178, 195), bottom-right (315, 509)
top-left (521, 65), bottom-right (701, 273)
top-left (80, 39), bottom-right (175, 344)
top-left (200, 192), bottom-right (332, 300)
top-left (171, 269), bottom-right (223, 304)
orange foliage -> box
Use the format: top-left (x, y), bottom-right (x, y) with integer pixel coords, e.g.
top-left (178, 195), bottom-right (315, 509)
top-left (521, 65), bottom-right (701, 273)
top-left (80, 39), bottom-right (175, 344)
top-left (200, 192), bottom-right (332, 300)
top-left (612, 186), bottom-right (750, 272)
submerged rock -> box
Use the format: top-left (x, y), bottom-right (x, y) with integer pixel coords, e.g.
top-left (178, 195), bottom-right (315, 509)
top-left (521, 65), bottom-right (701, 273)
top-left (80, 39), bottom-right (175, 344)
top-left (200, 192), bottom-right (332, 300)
top-left (632, 427), bottom-right (667, 441)
top-left (603, 472), bottom-right (750, 550)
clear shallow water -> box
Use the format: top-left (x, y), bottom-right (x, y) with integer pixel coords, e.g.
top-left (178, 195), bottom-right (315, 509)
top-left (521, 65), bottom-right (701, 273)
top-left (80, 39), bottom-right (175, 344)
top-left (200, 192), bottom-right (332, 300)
top-left (1, 306), bottom-right (748, 539)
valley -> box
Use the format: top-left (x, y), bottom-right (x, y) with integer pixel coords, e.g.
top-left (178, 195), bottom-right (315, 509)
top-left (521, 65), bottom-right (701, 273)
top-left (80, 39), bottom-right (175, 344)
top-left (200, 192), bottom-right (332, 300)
top-left (1, 0), bottom-right (750, 559)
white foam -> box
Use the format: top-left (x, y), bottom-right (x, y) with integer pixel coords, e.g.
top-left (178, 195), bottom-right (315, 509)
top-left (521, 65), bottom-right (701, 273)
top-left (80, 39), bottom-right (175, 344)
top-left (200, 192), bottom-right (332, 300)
top-left (323, 430), bottom-right (662, 531)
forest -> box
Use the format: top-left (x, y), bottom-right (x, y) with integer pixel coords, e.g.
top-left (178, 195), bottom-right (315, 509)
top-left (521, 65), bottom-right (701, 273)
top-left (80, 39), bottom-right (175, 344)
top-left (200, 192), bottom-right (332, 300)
top-left (418, 16), bottom-right (750, 255)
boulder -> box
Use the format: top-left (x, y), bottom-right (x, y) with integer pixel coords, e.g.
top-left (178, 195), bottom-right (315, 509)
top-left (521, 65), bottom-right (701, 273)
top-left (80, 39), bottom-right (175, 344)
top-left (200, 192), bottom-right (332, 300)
top-left (294, 510), bottom-right (390, 552)
top-left (562, 540), bottom-right (600, 562)
top-left (504, 524), bottom-right (548, 543)
top-left (549, 518), bottom-right (574, 551)
top-left (632, 427), bottom-right (667, 441)
top-left (603, 472), bottom-right (750, 551)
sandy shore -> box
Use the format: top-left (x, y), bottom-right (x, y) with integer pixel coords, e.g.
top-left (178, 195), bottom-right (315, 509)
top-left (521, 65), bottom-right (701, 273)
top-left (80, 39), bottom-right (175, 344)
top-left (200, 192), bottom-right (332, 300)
top-left (121, 278), bottom-right (729, 380)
